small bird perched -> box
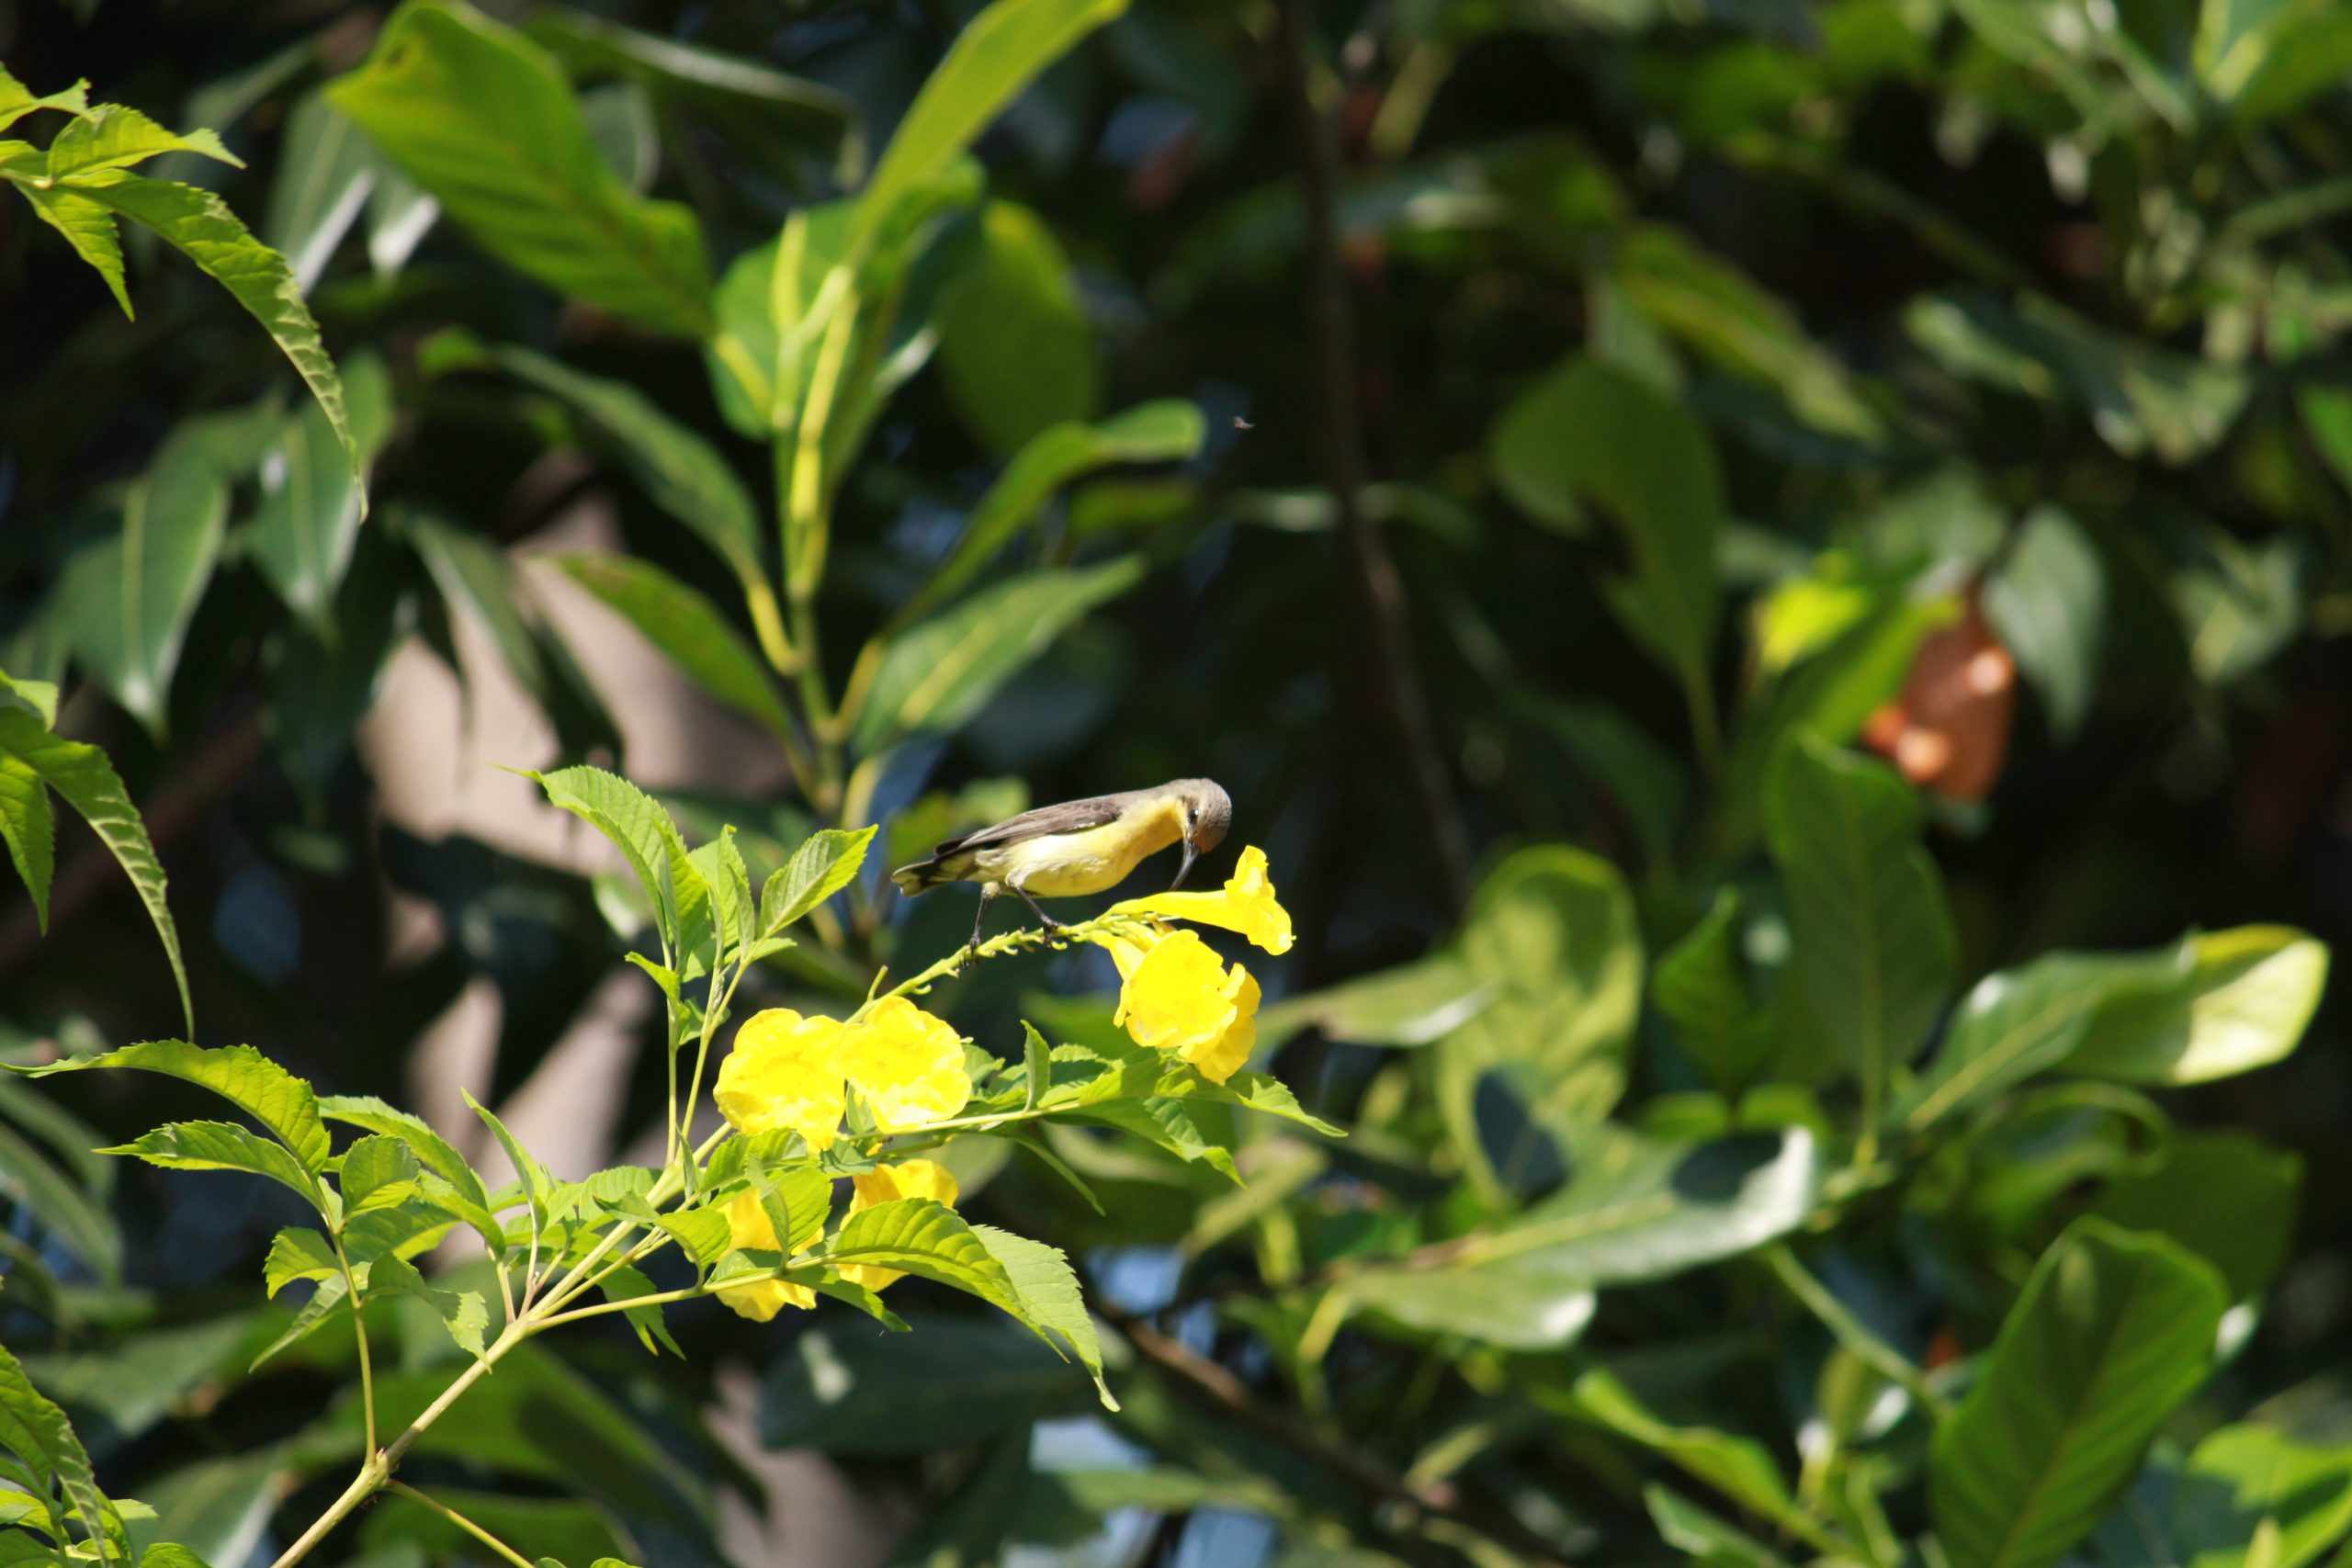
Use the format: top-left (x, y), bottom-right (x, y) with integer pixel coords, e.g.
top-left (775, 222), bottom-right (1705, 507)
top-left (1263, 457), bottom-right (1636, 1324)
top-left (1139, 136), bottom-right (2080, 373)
top-left (892, 779), bottom-right (1233, 959)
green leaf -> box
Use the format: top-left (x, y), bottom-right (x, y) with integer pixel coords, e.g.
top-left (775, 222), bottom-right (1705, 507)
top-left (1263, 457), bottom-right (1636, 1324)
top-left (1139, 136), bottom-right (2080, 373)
top-left (823, 1198), bottom-right (1022, 1312)
top-left (525, 764), bottom-right (709, 961)
top-left (2168, 1426), bottom-right (2352, 1568)
top-left (657, 1207), bottom-right (732, 1267)
top-left (597, 1262), bottom-right (684, 1357)
top-left (319, 1095), bottom-right (503, 1255)
top-left (16, 184), bottom-right (130, 315)
top-left (18, 1041), bottom-right (326, 1170)
top-left (522, 10), bottom-right (862, 178)
top-left (2087, 1130), bottom-right (2302, 1300)
top-left (1563, 1368), bottom-right (1813, 1536)
top-left (339, 1134), bottom-right (421, 1213)
top-left (250, 1273), bottom-right (350, 1370)
top-left (0, 1344), bottom-right (121, 1565)
top-left (249, 351), bottom-right (393, 633)
top-left (554, 553), bottom-right (793, 744)
top-left (328, 0), bottom-right (711, 336)
top-left (1487, 357), bottom-right (1721, 686)
top-left (970, 1224), bottom-right (1113, 1407)
top-left (0, 715), bottom-right (191, 1032)
top-left (0, 1115), bottom-right (119, 1285)
top-left (1256, 951), bottom-right (1493, 1051)
top-left (1435, 846), bottom-right (1643, 1194)
top-left (74, 173), bottom-right (356, 473)
top-left (934, 201), bottom-right (1098, 455)
top-left (900, 400), bottom-right (1204, 626)
top-left (845, 0), bottom-right (1127, 256)
top-left (263, 92), bottom-right (384, 293)
top-left (1983, 507), bottom-right (2104, 739)
top-left (46, 105), bottom-right (238, 179)
top-left (762, 1316), bottom-right (1095, 1456)
top-left (0, 749), bottom-right (54, 932)
top-left (1020, 1021), bottom-right (1049, 1113)
top-left (264, 1226), bottom-right (341, 1296)
top-left (850, 559), bottom-right (1143, 751)
top-left (760, 825), bottom-right (876, 936)
top-left (52, 433), bottom-right (230, 735)
top-left (1651, 889), bottom-right (1772, 1098)
top-left (367, 1254), bottom-right (490, 1358)
top-left (1343, 1265), bottom-right (1594, 1350)
top-left (1929, 1219), bottom-right (2228, 1568)
top-left (462, 1089), bottom-right (553, 1225)
top-left (1451, 1126), bottom-right (1818, 1286)
top-left (139, 1549), bottom-right (217, 1568)
top-left (480, 344), bottom-right (765, 592)
top-left (2067, 926), bottom-right (2328, 1086)
top-left (1896, 945), bottom-right (2192, 1133)
top-left (99, 1121), bottom-right (321, 1203)
top-left (1765, 735), bottom-right (1957, 1097)
top-left (1613, 223), bottom-right (1883, 443)
top-left (0, 68), bottom-right (91, 134)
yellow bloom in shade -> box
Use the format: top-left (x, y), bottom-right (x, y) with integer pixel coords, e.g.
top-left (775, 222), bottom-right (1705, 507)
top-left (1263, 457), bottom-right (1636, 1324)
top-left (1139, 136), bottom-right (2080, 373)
top-left (714, 1190), bottom-right (818, 1322)
top-left (715, 1010), bottom-right (849, 1153)
top-left (1104, 928), bottom-right (1261, 1084)
top-left (838, 1159), bottom-right (961, 1292)
top-left (839, 997), bottom-right (972, 1133)
top-left (1111, 845), bottom-right (1294, 954)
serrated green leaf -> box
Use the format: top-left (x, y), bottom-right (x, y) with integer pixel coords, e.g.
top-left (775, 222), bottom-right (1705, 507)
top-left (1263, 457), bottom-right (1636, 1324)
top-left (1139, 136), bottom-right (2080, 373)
top-left (18, 1042), bottom-right (324, 1169)
top-left (760, 824), bottom-right (875, 936)
top-left (526, 764), bottom-right (708, 964)
top-left (100, 1121), bottom-right (321, 1204)
top-left (970, 1223), bottom-right (1112, 1406)
top-left (263, 1227), bottom-right (341, 1297)
top-left (0, 68), bottom-right (91, 134)
top-left (367, 1254), bottom-right (489, 1358)
top-left (16, 184), bottom-right (129, 316)
top-left (338, 1134), bottom-right (420, 1213)
top-left (46, 105), bottom-right (239, 179)
top-left (319, 1095), bottom-right (502, 1255)
top-left (0, 1344), bottom-right (122, 1564)
top-left (73, 172), bottom-right (354, 473)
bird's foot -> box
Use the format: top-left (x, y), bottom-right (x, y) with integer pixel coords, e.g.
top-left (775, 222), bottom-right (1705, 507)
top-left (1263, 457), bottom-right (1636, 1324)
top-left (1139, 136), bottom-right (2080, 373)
top-left (956, 942), bottom-right (982, 976)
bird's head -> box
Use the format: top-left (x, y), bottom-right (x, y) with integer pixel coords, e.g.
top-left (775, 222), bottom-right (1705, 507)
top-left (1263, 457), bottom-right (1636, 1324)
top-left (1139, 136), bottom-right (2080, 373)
top-left (1169, 779), bottom-right (1233, 889)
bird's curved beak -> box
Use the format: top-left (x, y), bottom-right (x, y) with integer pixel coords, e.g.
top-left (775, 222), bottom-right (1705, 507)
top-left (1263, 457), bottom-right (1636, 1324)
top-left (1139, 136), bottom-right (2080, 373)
top-left (1171, 840), bottom-right (1198, 890)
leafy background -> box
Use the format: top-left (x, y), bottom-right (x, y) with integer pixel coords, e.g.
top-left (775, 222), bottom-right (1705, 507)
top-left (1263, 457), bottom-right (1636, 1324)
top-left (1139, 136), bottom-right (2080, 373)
top-left (6, 0), bottom-right (2352, 1563)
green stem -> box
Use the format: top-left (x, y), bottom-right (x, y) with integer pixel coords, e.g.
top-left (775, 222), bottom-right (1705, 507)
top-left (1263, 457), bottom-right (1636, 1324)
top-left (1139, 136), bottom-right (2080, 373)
top-left (1762, 1244), bottom-right (1948, 1416)
top-left (385, 1483), bottom-right (534, 1568)
top-left (534, 1282), bottom-right (712, 1329)
top-left (328, 1235), bottom-right (376, 1456)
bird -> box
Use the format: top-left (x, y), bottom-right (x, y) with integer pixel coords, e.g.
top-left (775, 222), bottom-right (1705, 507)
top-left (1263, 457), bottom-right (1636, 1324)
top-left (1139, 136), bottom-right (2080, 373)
top-left (892, 779), bottom-right (1233, 960)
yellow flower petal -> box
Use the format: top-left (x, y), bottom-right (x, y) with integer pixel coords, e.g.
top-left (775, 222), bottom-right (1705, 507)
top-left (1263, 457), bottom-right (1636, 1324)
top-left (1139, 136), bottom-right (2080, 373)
top-left (715, 1009), bottom-right (848, 1153)
top-left (1115, 929), bottom-right (1243, 1056)
top-left (714, 1190), bottom-right (816, 1321)
top-left (839, 1158), bottom-right (962, 1292)
top-left (1110, 844), bottom-right (1294, 954)
top-left (1180, 964), bottom-right (1260, 1085)
top-left (839, 997), bottom-right (972, 1133)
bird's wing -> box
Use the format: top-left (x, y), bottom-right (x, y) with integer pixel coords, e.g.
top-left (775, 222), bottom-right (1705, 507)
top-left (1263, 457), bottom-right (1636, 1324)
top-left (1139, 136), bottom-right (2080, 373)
top-left (933, 795), bottom-right (1127, 858)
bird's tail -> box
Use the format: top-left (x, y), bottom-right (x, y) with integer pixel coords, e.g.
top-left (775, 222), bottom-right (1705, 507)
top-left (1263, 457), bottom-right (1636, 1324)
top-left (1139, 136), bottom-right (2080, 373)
top-left (891, 859), bottom-right (943, 897)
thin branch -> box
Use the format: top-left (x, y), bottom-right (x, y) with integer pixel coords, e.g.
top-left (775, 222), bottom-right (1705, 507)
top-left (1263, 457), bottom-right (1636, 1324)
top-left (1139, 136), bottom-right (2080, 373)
top-left (384, 1483), bottom-right (535, 1568)
top-left (1098, 1303), bottom-right (1576, 1567)
top-left (1270, 0), bottom-right (1472, 915)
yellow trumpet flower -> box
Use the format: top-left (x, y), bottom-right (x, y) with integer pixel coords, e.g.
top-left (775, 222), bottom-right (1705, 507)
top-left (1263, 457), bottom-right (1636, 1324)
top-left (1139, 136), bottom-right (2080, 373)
top-left (715, 998), bottom-right (972, 1152)
top-left (1096, 926), bottom-right (1261, 1084)
top-left (714, 1189), bottom-right (820, 1322)
top-left (1111, 845), bottom-right (1294, 955)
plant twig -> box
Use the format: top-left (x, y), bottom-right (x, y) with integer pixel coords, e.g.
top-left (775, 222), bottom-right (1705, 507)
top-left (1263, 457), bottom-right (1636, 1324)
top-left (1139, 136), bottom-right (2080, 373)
top-left (384, 1483), bottom-right (535, 1568)
top-left (1270, 0), bottom-right (1471, 916)
top-left (1098, 1302), bottom-right (1575, 1567)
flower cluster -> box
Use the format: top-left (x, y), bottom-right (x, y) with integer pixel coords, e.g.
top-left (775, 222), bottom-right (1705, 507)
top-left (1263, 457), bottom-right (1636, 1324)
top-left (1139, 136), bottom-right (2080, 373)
top-left (715, 995), bottom-right (970, 1152)
top-left (717, 1158), bottom-right (960, 1320)
top-left (1090, 846), bottom-right (1293, 1084)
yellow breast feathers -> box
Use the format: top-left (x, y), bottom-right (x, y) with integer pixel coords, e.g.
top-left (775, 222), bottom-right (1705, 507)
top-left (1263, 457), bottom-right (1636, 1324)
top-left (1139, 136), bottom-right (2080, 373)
top-left (978, 798), bottom-right (1186, 897)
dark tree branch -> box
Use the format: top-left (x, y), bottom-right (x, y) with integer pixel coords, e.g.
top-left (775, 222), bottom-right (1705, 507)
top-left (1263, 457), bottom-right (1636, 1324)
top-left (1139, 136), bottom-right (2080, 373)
top-left (1271, 0), bottom-right (1473, 917)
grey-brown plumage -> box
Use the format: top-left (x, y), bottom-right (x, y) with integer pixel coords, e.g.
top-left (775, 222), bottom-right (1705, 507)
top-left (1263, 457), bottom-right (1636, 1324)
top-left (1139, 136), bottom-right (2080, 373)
top-left (892, 779), bottom-right (1233, 956)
